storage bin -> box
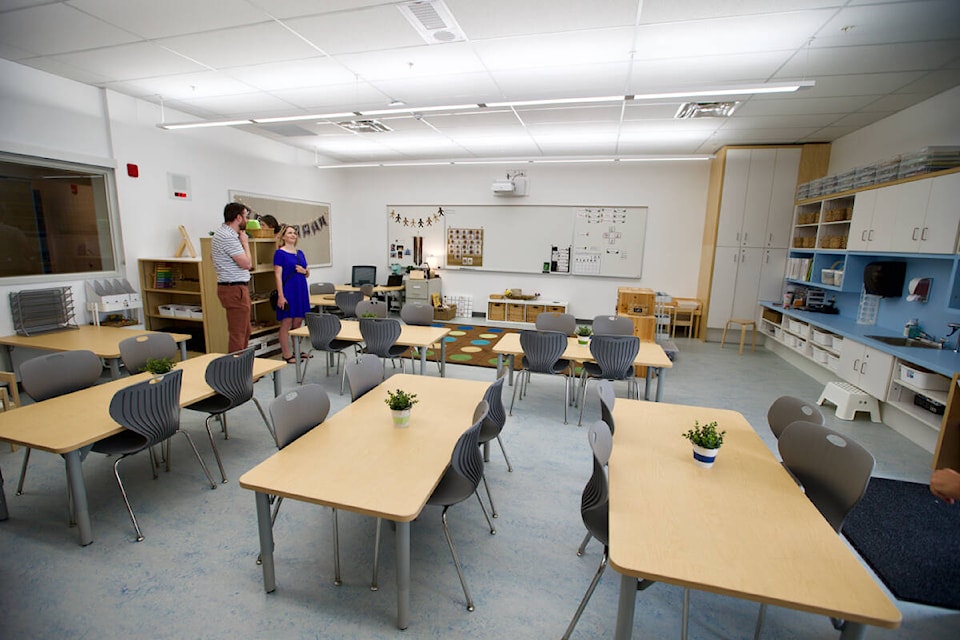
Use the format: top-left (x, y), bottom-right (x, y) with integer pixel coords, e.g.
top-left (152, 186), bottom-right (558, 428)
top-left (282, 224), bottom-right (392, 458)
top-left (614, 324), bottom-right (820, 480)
top-left (899, 363), bottom-right (950, 391)
top-left (811, 329), bottom-right (833, 348)
top-left (507, 303), bottom-right (526, 322)
top-left (158, 304), bottom-right (176, 318)
top-left (185, 305), bottom-right (203, 320)
top-left (487, 302), bottom-right (505, 321)
top-left (786, 319), bottom-right (808, 337)
top-left (826, 354), bottom-right (840, 371)
top-left (434, 303), bottom-right (457, 321)
top-left (812, 346), bottom-right (829, 365)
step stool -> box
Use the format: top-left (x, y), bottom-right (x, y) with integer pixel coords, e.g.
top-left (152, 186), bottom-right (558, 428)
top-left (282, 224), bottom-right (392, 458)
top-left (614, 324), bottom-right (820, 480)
top-left (817, 381), bottom-right (881, 422)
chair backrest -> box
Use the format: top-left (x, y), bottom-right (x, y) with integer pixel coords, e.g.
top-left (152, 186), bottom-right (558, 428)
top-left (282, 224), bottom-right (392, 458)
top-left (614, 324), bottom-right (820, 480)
top-left (335, 290), bottom-right (364, 317)
top-left (778, 421), bottom-right (875, 532)
top-left (345, 354), bottom-right (384, 401)
top-left (268, 384), bottom-right (331, 450)
top-left (351, 265), bottom-right (377, 286)
top-left (359, 283), bottom-right (375, 297)
top-left (592, 315), bottom-right (633, 336)
top-left (535, 312), bottom-right (576, 336)
top-left (767, 395), bottom-right (825, 439)
top-left (118, 333), bottom-right (179, 374)
top-left (518, 330), bottom-right (567, 373)
top-left (204, 348), bottom-right (256, 409)
top-left (108, 369), bottom-right (183, 449)
top-left (588, 335), bottom-right (640, 380)
top-left (581, 419), bottom-right (613, 545)
top-left (309, 282), bottom-right (336, 295)
top-left (305, 312), bottom-right (343, 351)
top-left (479, 374), bottom-right (507, 444)
top-left (596, 379), bottom-right (616, 434)
top-left (356, 299), bottom-right (388, 318)
top-left (400, 301), bottom-right (434, 326)
top-left (359, 318), bottom-right (402, 357)
top-left (20, 349), bottom-right (103, 402)
top-left (430, 401), bottom-right (489, 507)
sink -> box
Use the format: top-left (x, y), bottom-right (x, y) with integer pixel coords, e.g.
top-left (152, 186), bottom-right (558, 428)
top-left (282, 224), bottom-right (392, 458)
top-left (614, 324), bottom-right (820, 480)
top-left (865, 335), bottom-right (943, 349)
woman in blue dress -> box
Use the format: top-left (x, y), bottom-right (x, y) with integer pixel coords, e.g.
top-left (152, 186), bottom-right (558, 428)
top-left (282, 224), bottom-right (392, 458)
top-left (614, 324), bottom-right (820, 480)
top-left (273, 224), bottom-right (311, 363)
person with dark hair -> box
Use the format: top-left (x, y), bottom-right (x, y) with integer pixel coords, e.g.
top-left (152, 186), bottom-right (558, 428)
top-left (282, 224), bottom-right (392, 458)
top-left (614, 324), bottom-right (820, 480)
top-left (273, 223), bottom-right (310, 363)
top-left (258, 213), bottom-right (280, 236)
top-left (212, 202), bottom-right (252, 352)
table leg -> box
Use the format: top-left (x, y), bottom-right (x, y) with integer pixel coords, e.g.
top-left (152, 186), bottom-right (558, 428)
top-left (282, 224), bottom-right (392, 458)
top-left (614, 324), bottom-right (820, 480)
top-left (293, 335), bottom-right (303, 383)
top-left (255, 491), bottom-right (276, 592)
top-left (839, 622), bottom-right (868, 640)
top-left (644, 368), bottom-right (653, 401)
top-left (496, 354), bottom-right (504, 378)
top-left (395, 520), bottom-right (410, 630)
top-left (420, 343), bottom-right (428, 376)
top-left (106, 357), bottom-right (121, 379)
top-left (0, 467), bottom-right (8, 521)
top-left (655, 368), bottom-right (665, 402)
top-left (614, 573), bottom-right (638, 640)
top-left (178, 339), bottom-right (188, 362)
top-left (64, 450), bottom-right (92, 545)
top-left (272, 371), bottom-right (281, 397)
top-left (440, 341), bottom-right (447, 378)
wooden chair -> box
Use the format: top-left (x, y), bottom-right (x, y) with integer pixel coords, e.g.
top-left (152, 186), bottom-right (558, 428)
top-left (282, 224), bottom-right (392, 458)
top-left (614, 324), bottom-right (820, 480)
top-left (671, 298), bottom-right (702, 339)
top-left (721, 318), bottom-right (757, 355)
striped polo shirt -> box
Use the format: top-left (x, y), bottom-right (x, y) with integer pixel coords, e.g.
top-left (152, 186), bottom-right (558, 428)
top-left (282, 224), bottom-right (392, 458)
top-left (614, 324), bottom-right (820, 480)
top-left (211, 224), bottom-right (250, 283)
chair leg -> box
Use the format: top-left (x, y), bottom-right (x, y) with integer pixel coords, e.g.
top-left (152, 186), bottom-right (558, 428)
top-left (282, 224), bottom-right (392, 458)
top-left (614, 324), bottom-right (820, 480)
top-left (576, 531), bottom-right (592, 556)
top-left (332, 508), bottom-right (342, 586)
top-left (562, 376), bottom-right (568, 424)
top-left (440, 505), bottom-right (475, 611)
top-left (495, 435), bottom-right (513, 472)
top-left (480, 474), bottom-right (498, 521)
top-left (220, 413), bottom-right (229, 440)
top-left (15, 446), bottom-right (32, 495)
top-left (509, 371), bottom-right (521, 416)
top-left (177, 430), bottom-right (217, 489)
top-left (110, 454), bottom-right (144, 542)
top-left (371, 516), bottom-right (382, 591)
top-left (577, 378), bottom-right (592, 426)
top-left (561, 545), bottom-right (609, 640)
top-left (474, 489), bottom-right (496, 534)
top-left (204, 415), bottom-right (228, 483)
top-left (682, 588), bottom-right (690, 640)
top-left (754, 602), bottom-right (767, 640)
top-left (251, 397), bottom-right (274, 442)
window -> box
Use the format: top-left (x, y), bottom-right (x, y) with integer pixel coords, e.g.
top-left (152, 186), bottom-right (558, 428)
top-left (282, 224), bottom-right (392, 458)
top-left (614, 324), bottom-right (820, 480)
top-left (0, 153), bottom-right (119, 280)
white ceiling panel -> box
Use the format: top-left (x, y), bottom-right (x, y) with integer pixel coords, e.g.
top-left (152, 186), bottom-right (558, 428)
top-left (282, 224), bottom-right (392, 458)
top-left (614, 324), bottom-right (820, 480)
top-left (1, 0), bottom-right (957, 163)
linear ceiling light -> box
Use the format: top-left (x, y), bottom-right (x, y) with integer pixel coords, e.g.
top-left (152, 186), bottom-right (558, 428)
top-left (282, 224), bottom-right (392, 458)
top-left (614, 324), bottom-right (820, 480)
top-left (159, 119), bottom-right (252, 129)
top-left (252, 112), bottom-right (356, 123)
top-left (315, 156), bottom-right (712, 168)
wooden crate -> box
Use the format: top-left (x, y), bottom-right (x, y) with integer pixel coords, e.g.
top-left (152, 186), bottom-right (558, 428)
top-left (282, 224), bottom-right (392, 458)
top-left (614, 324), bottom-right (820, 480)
top-left (488, 302), bottom-right (505, 321)
top-left (507, 303), bottom-right (526, 322)
top-left (525, 304), bottom-right (544, 323)
top-left (545, 305), bottom-right (565, 313)
top-left (617, 287), bottom-right (655, 315)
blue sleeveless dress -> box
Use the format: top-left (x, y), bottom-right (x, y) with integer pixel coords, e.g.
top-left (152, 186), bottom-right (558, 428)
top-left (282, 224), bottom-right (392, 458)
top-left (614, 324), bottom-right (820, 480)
top-left (273, 248), bottom-right (310, 320)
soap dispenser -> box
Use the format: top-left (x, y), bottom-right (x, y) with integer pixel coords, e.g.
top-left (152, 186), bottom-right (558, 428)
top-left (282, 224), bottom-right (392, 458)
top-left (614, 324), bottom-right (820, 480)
top-left (904, 318), bottom-right (918, 337)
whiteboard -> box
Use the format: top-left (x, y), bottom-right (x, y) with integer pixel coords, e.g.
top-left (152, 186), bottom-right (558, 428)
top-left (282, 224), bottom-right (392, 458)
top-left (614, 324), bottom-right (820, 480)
top-left (411, 205), bottom-right (646, 278)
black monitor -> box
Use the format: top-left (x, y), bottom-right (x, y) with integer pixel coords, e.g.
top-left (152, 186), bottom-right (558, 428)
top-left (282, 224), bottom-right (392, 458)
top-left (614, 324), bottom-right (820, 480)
top-left (351, 265), bottom-right (377, 287)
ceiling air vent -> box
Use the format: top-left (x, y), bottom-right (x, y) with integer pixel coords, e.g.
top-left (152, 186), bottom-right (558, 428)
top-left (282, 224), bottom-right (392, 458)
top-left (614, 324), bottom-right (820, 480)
top-left (675, 101), bottom-right (740, 119)
top-left (336, 119), bottom-right (393, 133)
top-left (398, 0), bottom-right (466, 44)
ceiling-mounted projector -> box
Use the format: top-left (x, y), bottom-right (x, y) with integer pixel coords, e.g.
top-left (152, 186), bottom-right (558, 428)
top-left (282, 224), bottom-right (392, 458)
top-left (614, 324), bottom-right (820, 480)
top-left (492, 176), bottom-right (528, 196)
top-left (492, 179), bottom-right (515, 193)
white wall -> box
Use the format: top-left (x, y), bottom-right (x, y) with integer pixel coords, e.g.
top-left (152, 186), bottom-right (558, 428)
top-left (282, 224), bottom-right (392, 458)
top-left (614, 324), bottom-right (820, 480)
top-left (337, 161), bottom-right (711, 319)
top-left (828, 85), bottom-right (960, 173)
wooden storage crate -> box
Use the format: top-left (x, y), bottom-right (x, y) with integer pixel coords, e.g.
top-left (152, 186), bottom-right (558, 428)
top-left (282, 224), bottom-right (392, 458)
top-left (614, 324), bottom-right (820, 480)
top-left (525, 304), bottom-right (544, 323)
top-left (488, 301), bottom-right (506, 321)
top-left (545, 305), bottom-right (565, 313)
top-left (507, 303), bottom-right (526, 322)
top-left (616, 287), bottom-right (655, 316)
top-left (434, 303), bottom-right (457, 321)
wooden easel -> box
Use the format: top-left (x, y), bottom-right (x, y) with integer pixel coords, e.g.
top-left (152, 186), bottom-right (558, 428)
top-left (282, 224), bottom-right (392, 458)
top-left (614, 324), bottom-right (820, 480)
top-left (174, 225), bottom-right (197, 258)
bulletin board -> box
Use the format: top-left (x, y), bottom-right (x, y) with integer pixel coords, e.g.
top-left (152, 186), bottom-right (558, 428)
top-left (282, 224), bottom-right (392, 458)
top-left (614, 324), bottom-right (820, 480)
top-left (387, 204), bottom-right (646, 277)
top-left (230, 191), bottom-right (332, 266)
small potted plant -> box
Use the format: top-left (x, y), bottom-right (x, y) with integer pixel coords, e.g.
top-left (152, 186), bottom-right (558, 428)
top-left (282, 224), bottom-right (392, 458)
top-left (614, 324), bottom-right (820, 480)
top-left (385, 388), bottom-right (419, 428)
top-left (681, 420), bottom-right (726, 469)
top-left (575, 324), bottom-right (593, 345)
top-left (142, 357), bottom-right (175, 375)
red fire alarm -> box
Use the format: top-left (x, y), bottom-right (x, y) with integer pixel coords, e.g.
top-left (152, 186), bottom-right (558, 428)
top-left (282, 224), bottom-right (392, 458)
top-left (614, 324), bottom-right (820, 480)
top-left (126, 163), bottom-right (139, 178)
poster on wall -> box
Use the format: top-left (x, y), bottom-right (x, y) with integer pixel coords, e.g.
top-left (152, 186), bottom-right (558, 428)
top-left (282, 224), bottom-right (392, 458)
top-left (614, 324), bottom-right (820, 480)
top-left (446, 227), bottom-right (484, 267)
top-left (230, 191), bottom-right (332, 266)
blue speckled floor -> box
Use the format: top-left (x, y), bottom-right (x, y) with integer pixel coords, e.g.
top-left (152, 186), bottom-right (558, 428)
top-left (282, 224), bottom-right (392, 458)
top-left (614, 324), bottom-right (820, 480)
top-left (1, 337), bottom-right (956, 639)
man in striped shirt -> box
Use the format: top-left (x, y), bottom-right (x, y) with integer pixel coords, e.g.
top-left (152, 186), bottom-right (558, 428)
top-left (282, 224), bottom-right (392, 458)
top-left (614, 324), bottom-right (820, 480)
top-left (212, 202), bottom-right (253, 352)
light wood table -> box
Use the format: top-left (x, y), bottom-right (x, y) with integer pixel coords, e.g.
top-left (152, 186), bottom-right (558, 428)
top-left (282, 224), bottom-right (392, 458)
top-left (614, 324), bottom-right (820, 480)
top-left (239, 374), bottom-right (489, 631)
top-left (290, 320), bottom-right (451, 381)
top-left (0, 353), bottom-right (285, 545)
top-left (491, 333), bottom-right (674, 401)
top-left (0, 325), bottom-right (191, 379)
top-left (336, 284), bottom-right (405, 311)
top-left (608, 400), bottom-right (901, 639)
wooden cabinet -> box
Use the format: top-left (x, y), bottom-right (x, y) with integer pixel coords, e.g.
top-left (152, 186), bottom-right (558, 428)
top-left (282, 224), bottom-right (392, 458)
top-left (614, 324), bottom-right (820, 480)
top-left (138, 257), bottom-right (206, 353)
top-left (932, 374), bottom-right (960, 470)
top-left (837, 339), bottom-right (894, 399)
top-left (486, 296), bottom-right (567, 326)
top-left (199, 237), bottom-right (281, 356)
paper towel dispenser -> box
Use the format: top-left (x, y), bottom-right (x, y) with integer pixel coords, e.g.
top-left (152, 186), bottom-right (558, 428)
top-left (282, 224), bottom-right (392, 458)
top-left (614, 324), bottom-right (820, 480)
top-left (863, 261), bottom-right (906, 297)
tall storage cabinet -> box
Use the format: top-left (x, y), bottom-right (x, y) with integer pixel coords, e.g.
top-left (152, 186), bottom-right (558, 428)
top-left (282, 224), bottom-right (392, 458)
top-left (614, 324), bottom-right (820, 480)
top-left (138, 257), bottom-right (206, 353)
top-left (704, 147), bottom-right (804, 330)
top-left (200, 237), bottom-right (281, 356)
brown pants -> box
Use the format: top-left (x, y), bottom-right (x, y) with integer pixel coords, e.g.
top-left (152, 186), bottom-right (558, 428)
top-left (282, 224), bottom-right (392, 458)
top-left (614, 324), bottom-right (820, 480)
top-left (217, 284), bottom-right (251, 353)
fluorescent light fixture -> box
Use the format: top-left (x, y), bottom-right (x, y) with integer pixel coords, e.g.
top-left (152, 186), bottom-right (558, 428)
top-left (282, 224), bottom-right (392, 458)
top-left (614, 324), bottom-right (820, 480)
top-left (485, 96), bottom-right (625, 108)
top-left (252, 112), bottom-right (355, 123)
top-left (160, 119), bottom-right (252, 129)
top-left (630, 81), bottom-right (815, 101)
top-left (360, 103), bottom-right (478, 116)
top-left (315, 155), bottom-right (711, 168)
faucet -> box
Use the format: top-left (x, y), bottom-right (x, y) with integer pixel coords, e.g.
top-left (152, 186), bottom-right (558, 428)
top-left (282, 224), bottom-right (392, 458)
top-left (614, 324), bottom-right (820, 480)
top-left (947, 323), bottom-right (960, 353)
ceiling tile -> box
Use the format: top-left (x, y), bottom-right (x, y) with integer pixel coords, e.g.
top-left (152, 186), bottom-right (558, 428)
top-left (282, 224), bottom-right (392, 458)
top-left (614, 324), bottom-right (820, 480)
top-left (157, 22), bottom-right (321, 69)
top-left (0, 3), bottom-right (138, 55)
top-left (47, 42), bottom-right (208, 82)
top-left (69, 0), bottom-right (270, 38)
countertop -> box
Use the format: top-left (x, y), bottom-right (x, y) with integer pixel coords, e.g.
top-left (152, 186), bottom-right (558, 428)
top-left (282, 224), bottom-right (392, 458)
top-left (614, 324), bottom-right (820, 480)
top-left (760, 301), bottom-right (960, 378)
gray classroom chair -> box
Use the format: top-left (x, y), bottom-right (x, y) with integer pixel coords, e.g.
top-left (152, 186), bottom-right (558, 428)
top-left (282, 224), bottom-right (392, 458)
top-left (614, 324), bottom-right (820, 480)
top-left (344, 354), bottom-right (384, 402)
top-left (309, 282), bottom-right (336, 295)
top-left (301, 312), bottom-right (354, 391)
top-left (16, 349), bottom-right (104, 496)
top-left (577, 335), bottom-right (640, 426)
top-left (92, 369), bottom-right (215, 541)
top-left (118, 333), bottom-right (179, 374)
top-left (509, 330), bottom-right (573, 424)
top-left (358, 318), bottom-right (407, 374)
top-left (754, 421), bottom-right (875, 639)
top-left (400, 302), bottom-right (441, 374)
top-left (335, 290), bottom-right (363, 318)
top-left (767, 395), bottom-right (825, 439)
top-left (592, 315), bottom-right (634, 336)
top-left (478, 374), bottom-right (511, 522)
top-left (535, 311), bottom-right (576, 336)
top-left (355, 299), bottom-right (388, 318)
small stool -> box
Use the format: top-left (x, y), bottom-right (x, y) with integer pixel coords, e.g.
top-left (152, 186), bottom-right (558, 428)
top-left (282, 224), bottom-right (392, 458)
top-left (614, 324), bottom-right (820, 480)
top-left (817, 381), bottom-right (882, 422)
top-left (720, 318), bottom-right (756, 355)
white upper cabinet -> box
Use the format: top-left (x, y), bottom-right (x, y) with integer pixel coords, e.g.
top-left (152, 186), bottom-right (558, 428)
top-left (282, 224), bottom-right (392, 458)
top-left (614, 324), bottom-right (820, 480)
top-left (717, 148), bottom-right (801, 249)
top-left (914, 172), bottom-right (960, 254)
top-left (716, 149), bottom-right (751, 247)
top-left (766, 150), bottom-right (803, 248)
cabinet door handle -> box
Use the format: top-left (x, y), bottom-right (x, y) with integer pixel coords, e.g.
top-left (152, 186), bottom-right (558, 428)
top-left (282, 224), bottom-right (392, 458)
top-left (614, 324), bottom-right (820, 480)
top-left (912, 227), bottom-right (920, 240)
top-left (853, 358), bottom-right (860, 372)
top-left (867, 229), bottom-right (874, 241)
top-left (743, 232), bottom-right (748, 243)
top-left (861, 230), bottom-right (868, 241)
top-left (732, 253), bottom-right (738, 263)
top-left (736, 232), bottom-right (740, 242)
top-left (764, 252), bottom-right (769, 264)
top-left (921, 227), bottom-right (929, 241)
top-left (769, 232), bottom-right (774, 244)
top-left (860, 361), bottom-right (866, 375)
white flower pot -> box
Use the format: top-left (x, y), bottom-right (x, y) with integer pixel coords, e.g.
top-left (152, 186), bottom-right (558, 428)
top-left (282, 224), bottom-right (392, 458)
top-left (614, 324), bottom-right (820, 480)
top-left (391, 408), bottom-right (411, 428)
top-left (692, 444), bottom-right (719, 468)
top-left (578, 336), bottom-right (590, 346)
